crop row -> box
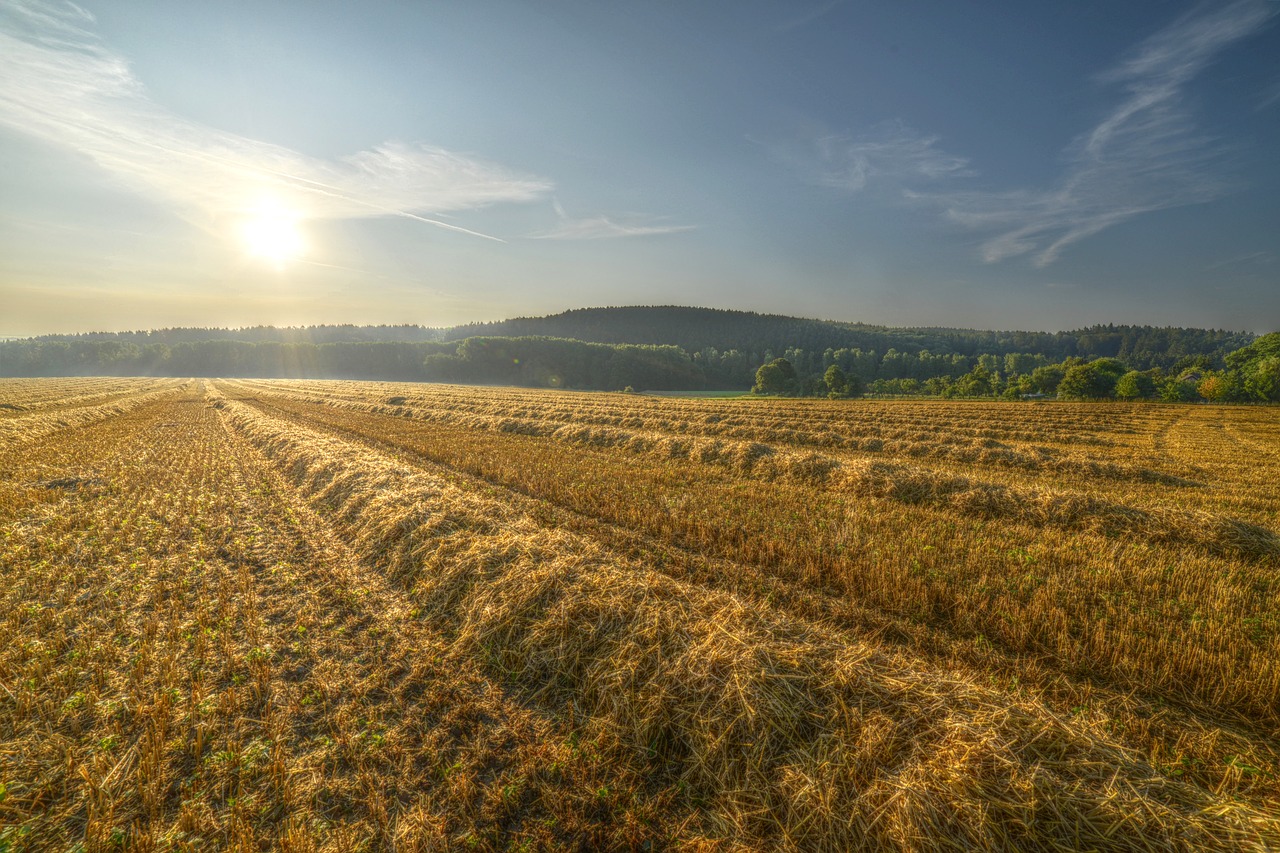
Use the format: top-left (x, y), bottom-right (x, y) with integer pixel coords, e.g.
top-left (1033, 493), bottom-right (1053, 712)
top-left (0, 379), bottom-right (187, 451)
top-left (224, 386), bottom-right (1280, 745)
top-left (0, 390), bottom-right (700, 849)
top-left (236, 378), bottom-right (1131, 447)
top-left (216, 389), bottom-right (1280, 850)
top-left (5, 379), bottom-right (1277, 849)
top-left (0, 377), bottom-right (177, 415)
top-left (230, 380), bottom-right (1194, 489)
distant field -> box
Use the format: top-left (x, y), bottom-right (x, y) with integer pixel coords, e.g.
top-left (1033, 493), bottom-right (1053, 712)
top-left (2, 377), bottom-right (1278, 850)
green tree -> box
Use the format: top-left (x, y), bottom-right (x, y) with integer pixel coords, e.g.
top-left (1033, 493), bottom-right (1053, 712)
top-left (1058, 361), bottom-right (1122, 399)
top-left (1114, 370), bottom-right (1154, 400)
top-left (823, 364), bottom-right (849, 398)
top-left (753, 357), bottom-right (799, 396)
top-left (1030, 364), bottom-right (1066, 395)
top-left (924, 376), bottom-right (951, 397)
top-left (843, 367), bottom-right (866, 398)
top-left (1160, 378), bottom-right (1199, 402)
top-left (1244, 356), bottom-right (1280, 402)
top-left (1090, 358), bottom-right (1128, 384)
top-left (1225, 332), bottom-right (1280, 371)
top-left (1224, 333), bottom-right (1280, 402)
top-left (955, 363), bottom-right (993, 397)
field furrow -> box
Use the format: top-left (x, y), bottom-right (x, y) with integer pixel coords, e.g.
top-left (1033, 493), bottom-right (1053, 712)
top-left (0, 378), bottom-right (187, 452)
top-left (216, 387), bottom-right (1280, 814)
top-left (212, 387), bottom-right (1279, 850)
top-left (0, 378), bottom-right (179, 418)
top-left (218, 385), bottom-right (1280, 739)
top-left (6, 377), bottom-right (1278, 851)
top-left (232, 380), bottom-right (1187, 487)
top-left (0, 390), bottom-right (704, 850)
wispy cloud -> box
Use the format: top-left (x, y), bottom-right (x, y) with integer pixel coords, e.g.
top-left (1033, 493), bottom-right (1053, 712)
top-left (774, 0), bottom-right (846, 34)
top-left (1202, 250), bottom-right (1274, 271)
top-left (760, 120), bottom-right (972, 193)
top-left (918, 0), bottom-right (1274, 267)
top-left (528, 199), bottom-right (695, 240)
top-left (0, 1), bottom-right (550, 239)
top-left (1258, 76), bottom-right (1280, 111)
top-left (815, 121), bottom-right (973, 191)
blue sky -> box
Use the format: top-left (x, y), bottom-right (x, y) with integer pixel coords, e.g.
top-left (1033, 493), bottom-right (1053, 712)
top-left (1, 0), bottom-right (1277, 335)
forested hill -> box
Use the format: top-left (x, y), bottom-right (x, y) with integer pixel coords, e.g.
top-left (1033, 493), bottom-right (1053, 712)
top-left (443, 306), bottom-right (1252, 368)
top-left (1, 306), bottom-right (1258, 385)
top-left (444, 307), bottom-right (904, 351)
top-left (14, 307), bottom-right (1255, 366)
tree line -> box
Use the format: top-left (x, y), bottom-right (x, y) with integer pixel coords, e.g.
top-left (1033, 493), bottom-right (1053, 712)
top-left (13, 306), bottom-right (1253, 373)
top-left (750, 332), bottom-right (1280, 403)
top-left (0, 337), bottom-right (707, 389)
top-left (19, 325), bottom-right (443, 345)
top-left (3, 331), bottom-right (1276, 403)
top-left (1, 307), bottom-right (1272, 400)
top-left (0, 340), bottom-right (444, 381)
top-left (442, 306), bottom-right (1253, 370)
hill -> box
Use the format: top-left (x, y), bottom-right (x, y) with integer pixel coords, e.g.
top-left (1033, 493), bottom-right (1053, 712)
top-left (442, 306), bottom-right (1251, 368)
top-left (0, 306), bottom-right (1259, 390)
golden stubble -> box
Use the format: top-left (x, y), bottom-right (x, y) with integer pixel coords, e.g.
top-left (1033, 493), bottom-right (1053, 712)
top-left (1, 377), bottom-right (1277, 850)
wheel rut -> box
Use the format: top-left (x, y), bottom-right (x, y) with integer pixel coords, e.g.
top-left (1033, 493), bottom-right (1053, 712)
top-left (225, 387), bottom-right (1280, 765)
top-left (1, 391), bottom-right (698, 849)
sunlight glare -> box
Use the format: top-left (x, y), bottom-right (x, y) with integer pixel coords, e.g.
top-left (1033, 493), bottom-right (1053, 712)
top-left (238, 199), bottom-right (307, 267)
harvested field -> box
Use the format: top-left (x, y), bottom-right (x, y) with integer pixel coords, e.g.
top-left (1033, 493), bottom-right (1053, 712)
top-left (2, 378), bottom-right (1279, 851)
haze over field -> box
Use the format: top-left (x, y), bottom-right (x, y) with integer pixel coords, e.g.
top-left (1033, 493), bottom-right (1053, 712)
top-left (1, 0), bottom-right (1278, 335)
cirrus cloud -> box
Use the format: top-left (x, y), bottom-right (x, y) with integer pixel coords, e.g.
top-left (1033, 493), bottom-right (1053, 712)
top-left (915, 0), bottom-right (1275, 267)
top-left (528, 200), bottom-right (696, 240)
top-left (758, 119), bottom-right (973, 193)
top-left (0, 0), bottom-right (551, 240)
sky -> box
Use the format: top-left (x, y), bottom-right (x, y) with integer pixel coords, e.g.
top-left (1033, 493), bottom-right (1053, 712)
top-left (1, 0), bottom-right (1278, 336)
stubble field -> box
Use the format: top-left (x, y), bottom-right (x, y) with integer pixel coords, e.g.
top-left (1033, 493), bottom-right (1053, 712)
top-left (1, 377), bottom-right (1278, 851)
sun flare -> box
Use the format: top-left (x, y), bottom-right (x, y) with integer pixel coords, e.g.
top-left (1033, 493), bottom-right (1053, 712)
top-left (238, 202), bottom-right (306, 266)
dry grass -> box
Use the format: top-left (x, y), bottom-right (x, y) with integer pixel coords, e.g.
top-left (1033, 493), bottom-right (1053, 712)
top-left (0, 386), bottom-right (709, 850)
top-left (236, 379), bottom-right (1189, 487)
top-left (0, 378), bottom-right (185, 451)
top-left (2, 377), bottom-right (1278, 850)
top-left (226, 382), bottom-right (1280, 780)
top-left (221, 394), bottom-right (1278, 850)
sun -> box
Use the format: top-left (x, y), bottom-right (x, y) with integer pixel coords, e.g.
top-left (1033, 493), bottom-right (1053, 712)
top-left (238, 202), bottom-right (306, 266)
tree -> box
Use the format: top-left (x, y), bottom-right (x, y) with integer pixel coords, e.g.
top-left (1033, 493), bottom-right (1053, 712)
top-left (1091, 358), bottom-right (1128, 383)
top-left (1160, 378), bottom-right (1198, 402)
top-left (1114, 370), bottom-right (1154, 400)
top-left (753, 357), bottom-right (799, 396)
top-left (823, 364), bottom-right (848, 398)
top-left (1244, 356), bottom-right (1280, 402)
top-left (1225, 334), bottom-right (1280, 402)
top-left (1196, 371), bottom-right (1241, 403)
top-left (1225, 332), bottom-right (1280, 371)
top-left (846, 370), bottom-right (865, 398)
top-left (1030, 364), bottom-right (1066, 395)
top-left (924, 376), bottom-right (951, 397)
top-left (1058, 359), bottom-right (1124, 400)
top-left (822, 364), bottom-right (864, 398)
top-left (1057, 365), bottom-right (1092, 399)
top-left (955, 363), bottom-right (993, 397)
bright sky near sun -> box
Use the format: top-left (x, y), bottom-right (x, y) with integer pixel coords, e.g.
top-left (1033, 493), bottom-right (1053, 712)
top-left (1, 0), bottom-right (1277, 335)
